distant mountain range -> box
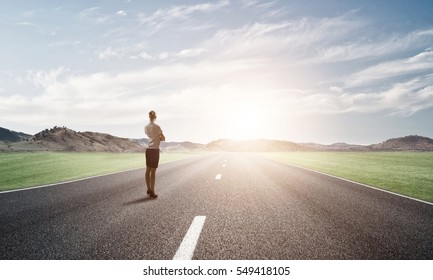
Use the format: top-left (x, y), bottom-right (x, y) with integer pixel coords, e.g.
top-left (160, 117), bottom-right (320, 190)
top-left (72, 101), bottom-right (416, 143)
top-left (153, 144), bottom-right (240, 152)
top-left (0, 126), bottom-right (204, 152)
top-left (0, 127), bottom-right (32, 142)
top-left (205, 137), bottom-right (433, 152)
top-left (133, 138), bottom-right (204, 151)
top-left (206, 139), bottom-right (306, 152)
top-left (369, 135), bottom-right (433, 151)
top-left (1, 126), bottom-right (433, 152)
top-left (0, 126), bottom-right (143, 152)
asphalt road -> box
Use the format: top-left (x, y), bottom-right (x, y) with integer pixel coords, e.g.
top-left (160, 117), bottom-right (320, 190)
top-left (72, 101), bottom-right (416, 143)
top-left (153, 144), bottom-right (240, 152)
top-left (1, 152), bottom-right (432, 260)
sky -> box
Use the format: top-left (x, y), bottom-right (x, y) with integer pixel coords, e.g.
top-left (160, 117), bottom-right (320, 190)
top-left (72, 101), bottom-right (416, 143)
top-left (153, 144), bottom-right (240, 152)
top-left (1, 0), bottom-right (433, 144)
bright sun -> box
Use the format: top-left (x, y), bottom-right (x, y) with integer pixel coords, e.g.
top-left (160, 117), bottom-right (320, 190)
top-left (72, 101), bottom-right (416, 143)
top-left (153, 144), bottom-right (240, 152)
top-left (229, 106), bottom-right (264, 140)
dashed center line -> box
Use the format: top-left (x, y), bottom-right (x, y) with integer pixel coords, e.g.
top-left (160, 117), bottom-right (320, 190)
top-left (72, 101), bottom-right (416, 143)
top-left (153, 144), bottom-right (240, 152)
top-left (173, 216), bottom-right (206, 260)
top-left (215, 174), bottom-right (222, 180)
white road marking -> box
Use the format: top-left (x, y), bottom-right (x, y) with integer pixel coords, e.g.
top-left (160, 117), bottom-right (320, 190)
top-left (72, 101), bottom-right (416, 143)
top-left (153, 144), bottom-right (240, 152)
top-left (173, 216), bottom-right (206, 260)
top-left (215, 174), bottom-right (222, 180)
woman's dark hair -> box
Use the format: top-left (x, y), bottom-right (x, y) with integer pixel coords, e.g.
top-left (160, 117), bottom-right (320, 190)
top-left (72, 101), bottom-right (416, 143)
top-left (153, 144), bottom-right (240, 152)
top-left (149, 110), bottom-right (156, 120)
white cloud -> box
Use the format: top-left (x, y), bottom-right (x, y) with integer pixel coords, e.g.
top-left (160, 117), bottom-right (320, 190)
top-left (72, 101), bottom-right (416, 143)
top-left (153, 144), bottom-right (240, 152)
top-left (14, 22), bottom-right (36, 26)
top-left (137, 51), bottom-right (153, 60)
top-left (241, 0), bottom-right (278, 8)
top-left (2, 53), bottom-right (278, 128)
top-left (241, 0), bottom-right (258, 7)
top-left (197, 11), bottom-right (368, 65)
top-left (330, 86), bottom-right (343, 93)
top-left (98, 46), bottom-right (205, 61)
top-left (27, 67), bottom-right (70, 89)
top-left (79, 7), bottom-right (111, 24)
top-left (201, 21), bottom-right (292, 60)
top-left (351, 75), bottom-right (433, 116)
top-left (116, 10), bottom-right (127, 16)
top-left (138, 0), bottom-right (229, 29)
top-left (416, 29), bottom-right (433, 36)
top-left (21, 9), bottom-right (43, 17)
top-left (345, 49), bottom-right (433, 88)
top-left (175, 48), bottom-right (205, 58)
top-left (178, 22), bottom-right (215, 32)
top-left (4, 7), bottom-right (433, 141)
top-left (97, 44), bottom-right (154, 60)
top-left (299, 75), bottom-right (433, 116)
top-left (48, 40), bottom-right (81, 47)
top-left (98, 47), bottom-right (122, 60)
top-left (263, 7), bottom-right (288, 18)
top-left (158, 52), bottom-right (170, 60)
top-left (12, 12), bottom-right (433, 125)
top-left (311, 28), bottom-right (433, 64)
top-left (245, 0), bottom-right (277, 9)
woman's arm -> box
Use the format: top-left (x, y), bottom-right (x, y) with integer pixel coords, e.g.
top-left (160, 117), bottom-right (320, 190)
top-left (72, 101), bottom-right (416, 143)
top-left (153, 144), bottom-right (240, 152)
top-left (160, 133), bottom-right (165, 141)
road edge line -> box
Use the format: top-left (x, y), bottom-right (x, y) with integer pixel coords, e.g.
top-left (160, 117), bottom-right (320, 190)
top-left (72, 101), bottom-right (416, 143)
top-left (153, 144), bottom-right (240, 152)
top-left (0, 167), bottom-right (145, 194)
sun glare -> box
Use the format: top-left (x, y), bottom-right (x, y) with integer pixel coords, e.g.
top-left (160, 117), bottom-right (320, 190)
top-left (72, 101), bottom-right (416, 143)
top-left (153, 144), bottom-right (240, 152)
top-left (229, 106), bottom-right (264, 140)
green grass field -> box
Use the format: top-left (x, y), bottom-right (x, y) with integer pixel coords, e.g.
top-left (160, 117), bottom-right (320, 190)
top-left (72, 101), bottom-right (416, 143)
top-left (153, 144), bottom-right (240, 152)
top-left (2, 151), bottom-right (433, 203)
top-left (261, 152), bottom-right (433, 203)
top-left (0, 152), bottom-right (202, 192)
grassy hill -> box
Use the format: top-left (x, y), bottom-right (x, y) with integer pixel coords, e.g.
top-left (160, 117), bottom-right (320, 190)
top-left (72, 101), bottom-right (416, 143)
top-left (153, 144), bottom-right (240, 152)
top-left (370, 135), bottom-right (433, 151)
top-left (0, 127), bottom-right (31, 142)
top-left (1, 126), bottom-right (144, 152)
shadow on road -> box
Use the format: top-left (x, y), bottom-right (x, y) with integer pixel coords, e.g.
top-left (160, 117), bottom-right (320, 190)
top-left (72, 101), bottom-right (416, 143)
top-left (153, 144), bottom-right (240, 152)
top-left (123, 197), bottom-right (155, 206)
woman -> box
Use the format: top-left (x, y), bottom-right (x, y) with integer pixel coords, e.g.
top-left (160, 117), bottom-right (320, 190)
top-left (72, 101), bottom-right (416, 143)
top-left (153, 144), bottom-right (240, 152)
top-left (144, 110), bottom-right (165, 198)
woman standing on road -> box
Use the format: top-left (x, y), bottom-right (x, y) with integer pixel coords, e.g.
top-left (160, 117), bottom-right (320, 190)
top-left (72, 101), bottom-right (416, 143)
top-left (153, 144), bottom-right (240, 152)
top-left (144, 110), bottom-right (165, 198)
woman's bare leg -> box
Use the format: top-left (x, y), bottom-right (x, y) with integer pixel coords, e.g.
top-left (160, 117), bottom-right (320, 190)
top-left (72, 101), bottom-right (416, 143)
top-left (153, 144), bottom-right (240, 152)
top-left (150, 168), bottom-right (157, 197)
top-left (145, 167), bottom-right (151, 194)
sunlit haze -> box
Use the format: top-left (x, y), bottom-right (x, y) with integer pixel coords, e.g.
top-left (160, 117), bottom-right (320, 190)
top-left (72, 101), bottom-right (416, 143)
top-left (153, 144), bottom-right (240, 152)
top-left (1, 0), bottom-right (433, 144)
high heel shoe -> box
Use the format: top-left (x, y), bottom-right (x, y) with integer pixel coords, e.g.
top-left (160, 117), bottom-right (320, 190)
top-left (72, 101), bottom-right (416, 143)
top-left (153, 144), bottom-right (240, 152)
top-left (149, 191), bottom-right (158, 199)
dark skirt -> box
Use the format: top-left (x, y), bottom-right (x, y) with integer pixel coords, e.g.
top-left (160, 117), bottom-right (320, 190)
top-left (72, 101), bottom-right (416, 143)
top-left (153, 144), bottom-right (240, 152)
top-left (145, 148), bottom-right (160, 168)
